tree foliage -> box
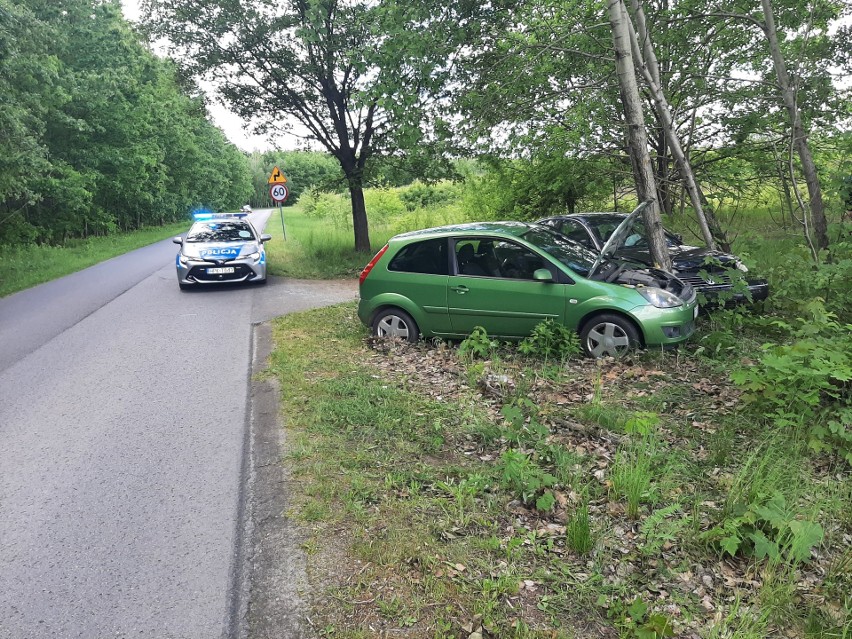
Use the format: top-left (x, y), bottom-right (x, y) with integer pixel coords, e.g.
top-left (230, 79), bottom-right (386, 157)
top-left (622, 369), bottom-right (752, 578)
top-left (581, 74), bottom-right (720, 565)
top-left (0, 0), bottom-right (251, 246)
top-left (143, 0), bottom-right (443, 252)
top-left (419, 0), bottom-right (850, 239)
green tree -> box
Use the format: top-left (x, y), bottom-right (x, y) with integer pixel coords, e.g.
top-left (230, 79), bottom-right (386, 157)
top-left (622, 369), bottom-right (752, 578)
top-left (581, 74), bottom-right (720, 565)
top-left (1, 0), bottom-right (252, 245)
top-left (246, 151), bottom-right (343, 207)
top-left (144, 0), bottom-right (436, 252)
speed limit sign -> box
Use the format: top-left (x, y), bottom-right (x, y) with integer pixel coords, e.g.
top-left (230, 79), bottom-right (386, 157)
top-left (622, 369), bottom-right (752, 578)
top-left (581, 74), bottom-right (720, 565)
top-left (269, 184), bottom-right (289, 203)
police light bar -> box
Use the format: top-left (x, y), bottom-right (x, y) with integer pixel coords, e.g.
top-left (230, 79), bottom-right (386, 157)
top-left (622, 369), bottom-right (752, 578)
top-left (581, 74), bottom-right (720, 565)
top-left (192, 212), bottom-right (248, 220)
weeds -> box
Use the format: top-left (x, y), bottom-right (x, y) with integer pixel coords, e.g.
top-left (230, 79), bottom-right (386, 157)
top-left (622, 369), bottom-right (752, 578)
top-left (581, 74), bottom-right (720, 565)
top-left (566, 504), bottom-right (595, 554)
top-left (518, 318), bottom-right (581, 361)
top-left (269, 302), bottom-right (850, 637)
top-left (611, 446), bottom-right (654, 519)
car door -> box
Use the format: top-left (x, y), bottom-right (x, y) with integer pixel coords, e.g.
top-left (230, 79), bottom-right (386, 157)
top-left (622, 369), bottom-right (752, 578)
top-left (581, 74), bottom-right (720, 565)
top-left (447, 237), bottom-right (567, 337)
top-left (559, 219), bottom-right (599, 250)
top-left (385, 237), bottom-right (452, 333)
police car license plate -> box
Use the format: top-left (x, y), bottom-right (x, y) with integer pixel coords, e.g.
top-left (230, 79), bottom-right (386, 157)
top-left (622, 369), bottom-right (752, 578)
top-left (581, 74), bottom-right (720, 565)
top-left (207, 267), bottom-right (234, 274)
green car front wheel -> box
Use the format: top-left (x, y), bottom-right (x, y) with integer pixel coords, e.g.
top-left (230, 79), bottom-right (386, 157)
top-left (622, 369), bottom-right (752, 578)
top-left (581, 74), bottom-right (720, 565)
top-left (580, 314), bottom-right (640, 358)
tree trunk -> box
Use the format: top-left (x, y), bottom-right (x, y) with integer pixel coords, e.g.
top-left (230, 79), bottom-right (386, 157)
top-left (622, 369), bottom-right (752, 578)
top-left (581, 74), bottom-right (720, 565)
top-left (627, 0), bottom-right (728, 251)
top-left (349, 183), bottom-right (371, 253)
top-left (566, 190), bottom-right (577, 215)
top-left (608, 0), bottom-right (671, 271)
top-left (656, 130), bottom-right (672, 216)
top-left (760, 0), bottom-right (829, 252)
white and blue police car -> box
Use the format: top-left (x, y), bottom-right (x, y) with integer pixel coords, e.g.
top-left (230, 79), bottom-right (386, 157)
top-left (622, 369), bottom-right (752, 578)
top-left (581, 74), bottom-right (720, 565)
top-left (173, 212), bottom-right (271, 290)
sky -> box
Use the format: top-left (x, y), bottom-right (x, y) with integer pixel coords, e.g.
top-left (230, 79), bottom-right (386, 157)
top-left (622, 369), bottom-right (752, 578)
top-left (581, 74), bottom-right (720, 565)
top-left (120, 0), bottom-right (278, 152)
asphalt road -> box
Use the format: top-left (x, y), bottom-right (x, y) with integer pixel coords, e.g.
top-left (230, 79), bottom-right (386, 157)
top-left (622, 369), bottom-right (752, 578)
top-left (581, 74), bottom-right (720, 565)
top-left (0, 210), bottom-right (357, 638)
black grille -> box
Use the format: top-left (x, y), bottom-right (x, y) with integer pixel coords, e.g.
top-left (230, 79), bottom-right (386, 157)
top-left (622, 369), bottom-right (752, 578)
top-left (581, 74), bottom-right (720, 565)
top-left (188, 264), bottom-right (253, 282)
top-left (677, 273), bottom-right (732, 291)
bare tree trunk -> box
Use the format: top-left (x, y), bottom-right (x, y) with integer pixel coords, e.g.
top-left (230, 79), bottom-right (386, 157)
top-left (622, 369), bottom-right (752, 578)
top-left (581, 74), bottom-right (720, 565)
top-left (608, 0), bottom-right (671, 271)
top-left (627, 0), bottom-right (728, 251)
top-left (760, 0), bottom-right (829, 253)
top-left (348, 183), bottom-right (371, 253)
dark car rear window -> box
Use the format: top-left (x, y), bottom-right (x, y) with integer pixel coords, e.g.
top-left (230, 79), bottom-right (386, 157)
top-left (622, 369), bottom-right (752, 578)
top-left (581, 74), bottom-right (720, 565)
top-left (388, 238), bottom-right (448, 275)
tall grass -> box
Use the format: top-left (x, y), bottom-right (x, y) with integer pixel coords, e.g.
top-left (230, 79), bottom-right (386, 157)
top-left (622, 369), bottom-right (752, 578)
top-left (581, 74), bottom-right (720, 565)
top-left (0, 221), bottom-right (188, 298)
top-left (264, 195), bottom-right (475, 279)
top-left (264, 204), bottom-right (395, 279)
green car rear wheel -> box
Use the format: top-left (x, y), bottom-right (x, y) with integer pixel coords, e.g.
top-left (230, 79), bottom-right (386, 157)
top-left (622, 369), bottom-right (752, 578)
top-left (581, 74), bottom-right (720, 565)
top-left (372, 308), bottom-right (419, 343)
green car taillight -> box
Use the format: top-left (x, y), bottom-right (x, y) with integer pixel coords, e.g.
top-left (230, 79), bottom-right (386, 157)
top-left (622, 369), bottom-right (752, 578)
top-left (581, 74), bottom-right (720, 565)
top-left (359, 244), bottom-right (389, 285)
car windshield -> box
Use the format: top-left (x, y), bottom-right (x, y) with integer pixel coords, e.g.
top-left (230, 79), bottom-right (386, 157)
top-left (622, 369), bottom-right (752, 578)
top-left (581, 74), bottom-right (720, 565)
top-left (521, 227), bottom-right (599, 276)
top-left (585, 215), bottom-right (680, 249)
top-left (186, 221), bottom-right (254, 243)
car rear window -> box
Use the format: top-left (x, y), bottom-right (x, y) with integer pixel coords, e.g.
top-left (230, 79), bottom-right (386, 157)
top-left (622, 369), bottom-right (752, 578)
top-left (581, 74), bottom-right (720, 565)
top-left (388, 238), bottom-right (448, 275)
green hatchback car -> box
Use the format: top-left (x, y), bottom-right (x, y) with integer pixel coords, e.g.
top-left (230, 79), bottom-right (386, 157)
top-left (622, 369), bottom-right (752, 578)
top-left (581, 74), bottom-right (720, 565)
top-left (358, 220), bottom-right (698, 357)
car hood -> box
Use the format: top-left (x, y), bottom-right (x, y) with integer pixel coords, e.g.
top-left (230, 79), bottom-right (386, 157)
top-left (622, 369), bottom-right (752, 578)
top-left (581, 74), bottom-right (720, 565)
top-left (590, 201), bottom-right (648, 277)
top-left (182, 242), bottom-right (260, 261)
top-left (669, 246), bottom-right (739, 271)
top-left (616, 245), bottom-right (740, 272)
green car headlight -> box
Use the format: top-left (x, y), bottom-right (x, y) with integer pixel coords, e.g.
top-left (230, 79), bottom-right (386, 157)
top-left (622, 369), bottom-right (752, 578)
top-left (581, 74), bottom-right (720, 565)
top-left (637, 287), bottom-right (682, 308)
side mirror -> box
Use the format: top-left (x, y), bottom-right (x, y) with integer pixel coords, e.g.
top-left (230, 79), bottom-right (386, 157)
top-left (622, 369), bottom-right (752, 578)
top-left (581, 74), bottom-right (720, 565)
top-left (260, 234), bottom-right (272, 243)
top-left (172, 236), bottom-right (183, 245)
top-left (533, 268), bottom-right (553, 282)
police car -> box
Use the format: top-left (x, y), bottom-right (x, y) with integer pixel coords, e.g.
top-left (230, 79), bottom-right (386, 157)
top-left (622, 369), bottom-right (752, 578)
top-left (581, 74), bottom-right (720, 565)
top-left (173, 212), bottom-right (271, 290)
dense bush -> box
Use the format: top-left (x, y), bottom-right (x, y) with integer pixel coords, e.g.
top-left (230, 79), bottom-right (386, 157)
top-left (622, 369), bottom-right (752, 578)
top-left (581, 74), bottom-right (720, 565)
top-left (731, 301), bottom-right (852, 463)
top-left (397, 181), bottom-right (461, 211)
top-left (0, 0), bottom-right (252, 245)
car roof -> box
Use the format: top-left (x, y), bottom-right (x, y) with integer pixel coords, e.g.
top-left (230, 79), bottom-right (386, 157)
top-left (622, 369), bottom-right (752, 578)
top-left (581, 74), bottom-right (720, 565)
top-left (391, 221), bottom-right (538, 242)
top-left (544, 213), bottom-right (628, 221)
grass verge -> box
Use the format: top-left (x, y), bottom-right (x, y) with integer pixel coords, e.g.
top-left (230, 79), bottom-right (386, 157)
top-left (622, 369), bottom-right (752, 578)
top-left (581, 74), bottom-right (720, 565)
top-left (0, 221), bottom-right (188, 297)
top-left (269, 304), bottom-right (851, 638)
top-left (264, 204), bottom-right (388, 280)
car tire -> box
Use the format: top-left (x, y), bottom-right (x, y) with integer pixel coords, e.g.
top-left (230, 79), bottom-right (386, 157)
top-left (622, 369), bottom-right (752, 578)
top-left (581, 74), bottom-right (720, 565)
top-left (579, 313), bottom-right (640, 358)
top-left (372, 308), bottom-right (419, 343)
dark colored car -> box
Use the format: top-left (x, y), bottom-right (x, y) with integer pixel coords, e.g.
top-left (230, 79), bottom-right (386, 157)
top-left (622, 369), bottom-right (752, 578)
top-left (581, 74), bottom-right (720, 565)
top-left (536, 212), bottom-right (769, 305)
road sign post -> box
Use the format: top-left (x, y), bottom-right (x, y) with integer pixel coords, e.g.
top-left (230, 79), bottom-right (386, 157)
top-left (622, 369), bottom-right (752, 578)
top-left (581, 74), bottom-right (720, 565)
top-left (269, 183), bottom-right (289, 239)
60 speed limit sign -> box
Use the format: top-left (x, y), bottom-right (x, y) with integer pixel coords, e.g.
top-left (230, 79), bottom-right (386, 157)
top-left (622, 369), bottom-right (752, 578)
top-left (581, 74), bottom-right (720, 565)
top-left (269, 184), bottom-right (289, 203)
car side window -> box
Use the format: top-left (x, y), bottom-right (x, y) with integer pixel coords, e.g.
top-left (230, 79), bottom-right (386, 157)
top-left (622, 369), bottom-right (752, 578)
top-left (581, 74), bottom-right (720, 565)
top-left (388, 238), bottom-right (448, 275)
top-left (559, 220), bottom-right (596, 249)
top-left (492, 241), bottom-right (548, 280)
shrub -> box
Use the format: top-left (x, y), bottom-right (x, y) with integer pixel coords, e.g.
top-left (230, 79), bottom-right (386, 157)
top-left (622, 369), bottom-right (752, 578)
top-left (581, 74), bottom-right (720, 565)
top-left (398, 181), bottom-right (460, 211)
top-left (498, 449), bottom-right (557, 508)
top-left (730, 299), bottom-right (852, 463)
top-left (458, 326), bottom-right (498, 360)
top-left (518, 318), bottom-right (581, 360)
top-left (702, 492), bottom-right (824, 564)
top-left (364, 188), bottom-right (406, 222)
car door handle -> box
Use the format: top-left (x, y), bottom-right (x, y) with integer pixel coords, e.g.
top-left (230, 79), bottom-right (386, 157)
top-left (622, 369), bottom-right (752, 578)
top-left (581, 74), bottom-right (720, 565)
top-left (450, 285), bottom-right (469, 294)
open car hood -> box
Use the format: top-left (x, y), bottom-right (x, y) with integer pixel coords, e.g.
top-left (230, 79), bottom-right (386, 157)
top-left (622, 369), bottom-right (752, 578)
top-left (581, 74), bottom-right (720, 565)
top-left (590, 201), bottom-right (648, 277)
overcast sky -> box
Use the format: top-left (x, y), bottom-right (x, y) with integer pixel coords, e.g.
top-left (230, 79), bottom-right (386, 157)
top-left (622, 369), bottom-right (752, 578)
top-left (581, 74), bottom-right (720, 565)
top-left (120, 0), bottom-right (280, 152)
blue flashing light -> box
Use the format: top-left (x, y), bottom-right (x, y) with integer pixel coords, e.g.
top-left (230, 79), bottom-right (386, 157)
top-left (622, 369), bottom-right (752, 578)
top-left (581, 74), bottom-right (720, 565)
top-left (192, 211), bottom-right (248, 220)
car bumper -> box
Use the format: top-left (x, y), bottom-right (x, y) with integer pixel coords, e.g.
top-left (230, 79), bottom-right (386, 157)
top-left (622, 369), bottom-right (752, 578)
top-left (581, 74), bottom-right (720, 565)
top-left (176, 257), bottom-right (266, 285)
top-left (698, 279), bottom-right (769, 306)
top-left (631, 300), bottom-right (699, 347)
